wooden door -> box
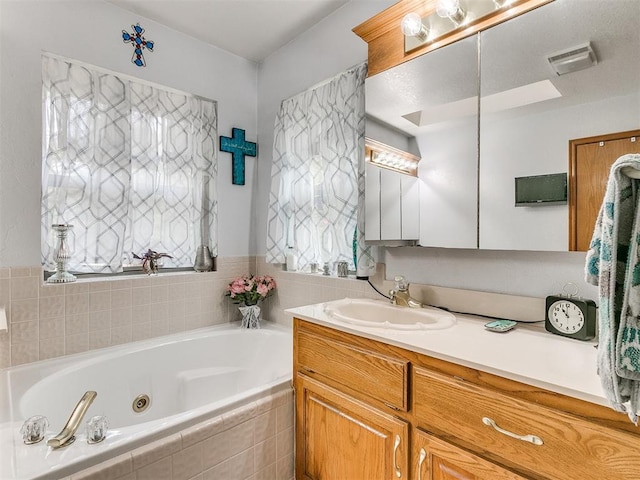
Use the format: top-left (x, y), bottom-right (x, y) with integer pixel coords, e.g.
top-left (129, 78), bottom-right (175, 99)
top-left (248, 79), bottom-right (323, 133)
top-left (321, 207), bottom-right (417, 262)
top-left (413, 429), bottom-right (527, 480)
top-left (295, 374), bottom-right (409, 480)
top-left (569, 130), bottom-right (640, 251)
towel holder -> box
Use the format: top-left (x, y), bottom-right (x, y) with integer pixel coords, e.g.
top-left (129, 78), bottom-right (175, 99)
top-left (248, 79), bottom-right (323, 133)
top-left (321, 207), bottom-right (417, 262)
top-left (621, 166), bottom-right (640, 179)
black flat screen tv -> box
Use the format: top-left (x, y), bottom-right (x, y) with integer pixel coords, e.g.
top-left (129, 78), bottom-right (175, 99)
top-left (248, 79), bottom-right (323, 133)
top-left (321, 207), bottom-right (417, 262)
top-left (514, 173), bottom-right (567, 206)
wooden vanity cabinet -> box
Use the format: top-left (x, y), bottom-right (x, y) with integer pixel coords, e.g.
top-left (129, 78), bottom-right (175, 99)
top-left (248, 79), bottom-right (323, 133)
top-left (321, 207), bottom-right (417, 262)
top-left (293, 318), bottom-right (640, 480)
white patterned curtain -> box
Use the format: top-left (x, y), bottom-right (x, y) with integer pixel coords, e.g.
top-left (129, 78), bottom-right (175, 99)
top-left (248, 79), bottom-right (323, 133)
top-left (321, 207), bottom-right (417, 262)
top-left (266, 63), bottom-right (375, 277)
top-left (41, 55), bottom-right (217, 273)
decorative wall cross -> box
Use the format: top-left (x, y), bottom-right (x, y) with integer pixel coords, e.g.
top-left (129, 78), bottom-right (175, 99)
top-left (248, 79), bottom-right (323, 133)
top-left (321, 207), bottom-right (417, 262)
top-left (122, 24), bottom-right (154, 67)
top-left (220, 128), bottom-right (257, 185)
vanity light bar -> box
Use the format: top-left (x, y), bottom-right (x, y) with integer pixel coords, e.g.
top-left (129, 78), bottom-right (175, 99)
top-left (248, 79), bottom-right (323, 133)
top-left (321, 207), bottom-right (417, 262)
top-left (365, 138), bottom-right (420, 177)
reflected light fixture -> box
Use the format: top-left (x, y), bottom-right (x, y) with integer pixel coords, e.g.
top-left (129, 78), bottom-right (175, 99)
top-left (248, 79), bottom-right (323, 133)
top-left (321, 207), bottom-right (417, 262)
top-left (401, 12), bottom-right (429, 41)
top-left (493, 0), bottom-right (513, 7)
top-left (436, 0), bottom-right (467, 26)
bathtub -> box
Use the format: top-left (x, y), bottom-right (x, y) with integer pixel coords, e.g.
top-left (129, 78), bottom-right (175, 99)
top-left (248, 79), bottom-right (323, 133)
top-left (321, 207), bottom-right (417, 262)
top-left (0, 323), bottom-right (293, 480)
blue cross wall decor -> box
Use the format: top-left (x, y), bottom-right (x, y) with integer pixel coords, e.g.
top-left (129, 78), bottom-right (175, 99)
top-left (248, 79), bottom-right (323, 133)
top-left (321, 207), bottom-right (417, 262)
top-left (122, 24), bottom-right (154, 67)
top-left (220, 128), bottom-right (257, 186)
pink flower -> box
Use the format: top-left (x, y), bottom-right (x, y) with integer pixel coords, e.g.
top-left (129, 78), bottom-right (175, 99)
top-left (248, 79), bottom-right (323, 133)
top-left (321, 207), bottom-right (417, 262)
top-left (231, 282), bottom-right (245, 294)
top-left (257, 283), bottom-right (268, 297)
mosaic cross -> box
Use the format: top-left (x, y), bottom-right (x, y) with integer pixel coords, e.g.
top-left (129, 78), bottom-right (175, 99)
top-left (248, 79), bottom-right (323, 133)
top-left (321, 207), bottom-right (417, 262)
top-left (122, 24), bottom-right (154, 67)
top-left (220, 128), bottom-right (257, 185)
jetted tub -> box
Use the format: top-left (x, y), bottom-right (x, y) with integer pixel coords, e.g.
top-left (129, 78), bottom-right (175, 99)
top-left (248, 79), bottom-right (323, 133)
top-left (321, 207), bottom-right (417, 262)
top-left (0, 323), bottom-right (292, 479)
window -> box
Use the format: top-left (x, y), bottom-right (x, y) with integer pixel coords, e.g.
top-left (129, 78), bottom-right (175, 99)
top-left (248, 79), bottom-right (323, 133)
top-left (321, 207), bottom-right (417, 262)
top-left (41, 54), bottom-right (217, 274)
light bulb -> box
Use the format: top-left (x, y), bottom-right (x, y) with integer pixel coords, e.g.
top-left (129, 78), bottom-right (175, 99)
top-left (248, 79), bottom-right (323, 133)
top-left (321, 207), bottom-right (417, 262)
top-left (436, 0), bottom-right (467, 26)
top-left (401, 12), bottom-right (428, 41)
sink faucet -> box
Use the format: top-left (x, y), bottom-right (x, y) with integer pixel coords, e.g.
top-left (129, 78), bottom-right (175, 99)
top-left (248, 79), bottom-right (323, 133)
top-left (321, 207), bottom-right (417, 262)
top-left (389, 275), bottom-right (422, 308)
top-left (47, 391), bottom-right (97, 448)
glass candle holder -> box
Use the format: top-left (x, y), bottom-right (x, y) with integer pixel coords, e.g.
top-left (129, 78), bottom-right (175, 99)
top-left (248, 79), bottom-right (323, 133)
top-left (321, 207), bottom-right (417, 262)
top-left (47, 224), bottom-right (76, 283)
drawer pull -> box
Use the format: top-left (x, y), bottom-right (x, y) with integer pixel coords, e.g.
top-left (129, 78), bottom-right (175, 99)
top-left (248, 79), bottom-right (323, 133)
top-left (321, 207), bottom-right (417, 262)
top-left (482, 417), bottom-right (543, 446)
top-left (393, 434), bottom-right (402, 478)
top-left (417, 447), bottom-right (427, 480)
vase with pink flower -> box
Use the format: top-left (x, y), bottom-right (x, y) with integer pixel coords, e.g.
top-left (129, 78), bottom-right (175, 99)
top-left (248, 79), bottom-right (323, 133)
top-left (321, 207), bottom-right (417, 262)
top-left (225, 274), bottom-right (277, 329)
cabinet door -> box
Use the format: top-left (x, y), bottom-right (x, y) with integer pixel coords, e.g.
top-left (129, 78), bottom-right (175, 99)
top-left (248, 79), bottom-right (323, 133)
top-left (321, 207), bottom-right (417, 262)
top-left (296, 374), bottom-right (409, 480)
top-left (413, 429), bottom-right (527, 480)
top-left (365, 163), bottom-right (381, 241)
top-left (380, 168), bottom-right (402, 240)
top-left (401, 175), bottom-right (420, 240)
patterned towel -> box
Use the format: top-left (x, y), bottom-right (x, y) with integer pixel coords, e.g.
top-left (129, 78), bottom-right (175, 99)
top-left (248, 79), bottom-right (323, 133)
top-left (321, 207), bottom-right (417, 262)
top-left (585, 153), bottom-right (640, 423)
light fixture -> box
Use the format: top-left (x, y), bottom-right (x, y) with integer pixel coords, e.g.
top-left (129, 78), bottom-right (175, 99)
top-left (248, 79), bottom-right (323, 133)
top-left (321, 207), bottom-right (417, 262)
top-left (401, 12), bottom-right (429, 41)
top-left (547, 42), bottom-right (597, 76)
top-left (436, 0), bottom-right (467, 26)
top-left (366, 138), bottom-right (420, 177)
top-left (492, 0), bottom-right (513, 8)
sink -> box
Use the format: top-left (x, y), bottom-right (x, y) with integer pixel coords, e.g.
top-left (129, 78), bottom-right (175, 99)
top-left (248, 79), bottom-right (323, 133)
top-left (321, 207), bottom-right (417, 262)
top-left (323, 298), bottom-right (456, 330)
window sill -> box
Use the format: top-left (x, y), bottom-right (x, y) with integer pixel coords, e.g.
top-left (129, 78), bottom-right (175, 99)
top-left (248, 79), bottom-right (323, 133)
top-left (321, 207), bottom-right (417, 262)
top-left (42, 267), bottom-right (216, 285)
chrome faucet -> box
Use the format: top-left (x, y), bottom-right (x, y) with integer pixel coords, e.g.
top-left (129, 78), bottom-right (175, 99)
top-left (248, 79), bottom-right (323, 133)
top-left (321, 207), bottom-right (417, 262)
top-left (47, 391), bottom-right (97, 448)
top-left (389, 275), bottom-right (422, 308)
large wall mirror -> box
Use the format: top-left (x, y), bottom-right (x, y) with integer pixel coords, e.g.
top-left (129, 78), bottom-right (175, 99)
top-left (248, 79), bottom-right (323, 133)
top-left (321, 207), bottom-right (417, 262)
top-left (365, 0), bottom-right (640, 252)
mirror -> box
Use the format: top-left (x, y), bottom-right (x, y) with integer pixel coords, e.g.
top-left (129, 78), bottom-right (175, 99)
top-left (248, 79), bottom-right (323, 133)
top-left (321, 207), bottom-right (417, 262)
top-left (365, 0), bottom-right (640, 251)
top-left (366, 34), bottom-right (479, 248)
top-left (479, 0), bottom-right (640, 250)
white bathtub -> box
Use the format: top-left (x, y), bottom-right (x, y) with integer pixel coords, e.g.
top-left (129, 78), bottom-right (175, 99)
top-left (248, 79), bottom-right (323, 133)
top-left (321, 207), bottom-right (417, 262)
top-left (0, 323), bottom-right (292, 480)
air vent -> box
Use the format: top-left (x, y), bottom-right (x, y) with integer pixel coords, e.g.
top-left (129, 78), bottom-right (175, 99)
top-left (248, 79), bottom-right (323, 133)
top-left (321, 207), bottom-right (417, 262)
top-left (547, 42), bottom-right (597, 76)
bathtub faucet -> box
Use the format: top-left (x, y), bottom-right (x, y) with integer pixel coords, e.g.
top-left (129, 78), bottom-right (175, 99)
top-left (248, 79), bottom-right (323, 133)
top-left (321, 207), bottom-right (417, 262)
top-left (389, 275), bottom-right (422, 308)
top-left (47, 391), bottom-right (97, 448)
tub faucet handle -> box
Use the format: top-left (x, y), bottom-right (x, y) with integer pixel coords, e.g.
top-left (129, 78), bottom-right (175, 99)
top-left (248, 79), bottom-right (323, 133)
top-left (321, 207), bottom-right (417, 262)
top-left (47, 391), bottom-right (97, 449)
top-left (86, 415), bottom-right (109, 444)
top-left (20, 415), bottom-right (49, 445)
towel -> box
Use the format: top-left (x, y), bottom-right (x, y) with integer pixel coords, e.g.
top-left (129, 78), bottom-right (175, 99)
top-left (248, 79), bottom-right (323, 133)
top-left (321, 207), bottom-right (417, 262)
top-left (585, 153), bottom-right (640, 423)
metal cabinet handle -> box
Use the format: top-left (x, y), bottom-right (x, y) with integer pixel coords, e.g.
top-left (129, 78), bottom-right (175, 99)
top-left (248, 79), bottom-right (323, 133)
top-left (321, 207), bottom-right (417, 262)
top-left (482, 417), bottom-right (544, 446)
top-left (417, 447), bottom-right (427, 480)
top-left (393, 434), bottom-right (402, 478)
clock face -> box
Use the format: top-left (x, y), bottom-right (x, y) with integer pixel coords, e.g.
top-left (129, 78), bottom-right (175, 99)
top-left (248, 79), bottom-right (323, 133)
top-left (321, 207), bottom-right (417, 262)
top-left (548, 300), bottom-right (585, 334)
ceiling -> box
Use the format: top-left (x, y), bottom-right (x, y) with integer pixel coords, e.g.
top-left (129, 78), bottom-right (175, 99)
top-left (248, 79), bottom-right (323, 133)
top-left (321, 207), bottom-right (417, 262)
top-left (106, 0), bottom-right (350, 62)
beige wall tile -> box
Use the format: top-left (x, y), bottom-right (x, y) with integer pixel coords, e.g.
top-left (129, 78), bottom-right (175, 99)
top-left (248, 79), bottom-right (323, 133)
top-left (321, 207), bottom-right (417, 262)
top-left (276, 401), bottom-right (294, 433)
top-left (11, 276), bottom-right (39, 300)
top-left (89, 330), bottom-right (110, 350)
top-left (89, 290), bottom-right (111, 312)
top-left (111, 307), bottom-right (132, 327)
top-left (172, 442), bottom-right (203, 480)
top-left (66, 333), bottom-right (89, 355)
top-left (135, 457), bottom-right (172, 480)
top-left (276, 427), bottom-right (294, 461)
top-left (131, 322), bottom-right (153, 341)
top-left (254, 411), bottom-right (277, 444)
top-left (203, 448), bottom-right (254, 480)
top-left (254, 436), bottom-right (276, 472)
top-left (65, 283), bottom-right (89, 295)
top-left (111, 288), bottom-right (132, 309)
top-left (202, 420), bottom-right (254, 470)
top-left (132, 287), bottom-right (152, 306)
top-left (223, 402), bottom-right (257, 430)
top-left (11, 342), bottom-right (39, 365)
top-left (0, 267), bottom-right (10, 278)
top-left (39, 317), bottom-right (65, 339)
top-left (39, 294), bottom-right (65, 319)
top-left (66, 293), bottom-right (89, 315)
top-left (40, 336), bottom-right (65, 360)
top-left (12, 299), bottom-right (39, 323)
top-left (66, 314), bottom-right (89, 335)
top-left (111, 325), bottom-right (132, 345)
top-left (0, 278), bottom-right (10, 305)
top-left (10, 267), bottom-right (32, 278)
top-left (10, 320), bottom-right (38, 344)
top-left (253, 463), bottom-right (277, 480)
top-left (0, 337), bottom-right (10, 368)
top-left (275, 453), bottom-right (294, 480)
top-left (181, 416), bottom-right (225, 449)
top-left (89, 310), bottom-right (111, 331)
top-left (131, 433), bottom-right (181, 470)
top-left (70, 453), bottom-right (132, 480)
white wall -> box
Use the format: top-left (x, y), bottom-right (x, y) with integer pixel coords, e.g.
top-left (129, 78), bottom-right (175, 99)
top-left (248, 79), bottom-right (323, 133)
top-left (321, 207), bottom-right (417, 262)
top-left (0, 0), bottom-right (258, 266)
top-left (257, 0), bottom-right (600, 301)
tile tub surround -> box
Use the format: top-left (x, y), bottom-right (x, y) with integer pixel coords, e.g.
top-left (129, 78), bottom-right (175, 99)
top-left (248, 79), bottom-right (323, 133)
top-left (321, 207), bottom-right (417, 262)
top-left (58, 388), bottom-right (294, 480)
top-left (0, 257), bottom-right (256, 367)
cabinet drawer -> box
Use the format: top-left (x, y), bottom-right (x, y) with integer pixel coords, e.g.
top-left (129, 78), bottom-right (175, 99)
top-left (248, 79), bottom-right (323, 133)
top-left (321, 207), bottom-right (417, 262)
top-left (297, 330), bottom-right (408, 411)
top-left (413, 367), bottom-right (640, 480)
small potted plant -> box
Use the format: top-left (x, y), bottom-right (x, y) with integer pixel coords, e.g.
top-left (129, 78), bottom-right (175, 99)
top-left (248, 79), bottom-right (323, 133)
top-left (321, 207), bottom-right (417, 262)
top-left (132, 249), bottom-right (172, 275)
top-left (225, 274), bottom-right (276, 328)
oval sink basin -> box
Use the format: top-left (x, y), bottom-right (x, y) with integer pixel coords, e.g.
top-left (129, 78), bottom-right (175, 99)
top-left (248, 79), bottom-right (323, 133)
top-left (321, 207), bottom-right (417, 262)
top-left (323, 298), bottom-right (456, 330)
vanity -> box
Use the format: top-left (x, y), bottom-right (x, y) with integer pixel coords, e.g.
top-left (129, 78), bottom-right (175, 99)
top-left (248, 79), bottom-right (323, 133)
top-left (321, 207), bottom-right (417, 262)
top-left (289, 301), bottom-right (640, 479)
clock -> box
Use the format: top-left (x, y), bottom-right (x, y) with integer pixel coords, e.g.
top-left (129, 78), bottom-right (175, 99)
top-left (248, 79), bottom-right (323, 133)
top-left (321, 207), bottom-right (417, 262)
top-left (545, 295), bottom-right (596, 340)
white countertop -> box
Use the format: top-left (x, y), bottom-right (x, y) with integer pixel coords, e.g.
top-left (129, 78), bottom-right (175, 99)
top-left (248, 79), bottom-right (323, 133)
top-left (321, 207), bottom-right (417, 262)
top-left (287, 298), bottom-right (608, 407)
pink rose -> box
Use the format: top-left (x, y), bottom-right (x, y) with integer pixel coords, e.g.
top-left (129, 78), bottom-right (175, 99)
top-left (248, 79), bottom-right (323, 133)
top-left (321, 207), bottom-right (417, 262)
top-left (257, 283), bottom-right (268, 297)
top-left (231, 282), bottom-right (245, 294)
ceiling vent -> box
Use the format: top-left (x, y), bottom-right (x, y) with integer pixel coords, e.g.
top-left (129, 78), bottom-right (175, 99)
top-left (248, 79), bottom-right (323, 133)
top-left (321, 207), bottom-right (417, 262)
top-left (547, 42), bottom-right (597, 76)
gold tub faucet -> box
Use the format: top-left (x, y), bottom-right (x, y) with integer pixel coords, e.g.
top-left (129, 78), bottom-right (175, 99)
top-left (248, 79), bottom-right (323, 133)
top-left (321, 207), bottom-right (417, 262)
top-left (47, 391), bottom-right (97, 448)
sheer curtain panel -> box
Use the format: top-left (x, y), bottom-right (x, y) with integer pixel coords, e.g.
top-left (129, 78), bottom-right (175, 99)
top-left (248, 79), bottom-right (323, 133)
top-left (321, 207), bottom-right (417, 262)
top-left (266, 63), bottom-right (375, 277)
top-left (41, 54), bottom-right (217, 274)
